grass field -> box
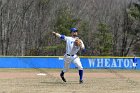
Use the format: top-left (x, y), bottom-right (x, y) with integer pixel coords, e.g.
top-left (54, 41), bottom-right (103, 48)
top-left (0, 69), bottom-right (140, 93)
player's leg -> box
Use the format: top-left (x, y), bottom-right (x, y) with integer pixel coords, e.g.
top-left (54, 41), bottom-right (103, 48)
top-left (132, 63), bottom-right (136, 69)
top-left (60, 55), bottom-right (71, 82)
top-left (134, 63), bottom-right (137, 69)
top-left (73, 57), bottom-right (83, 84)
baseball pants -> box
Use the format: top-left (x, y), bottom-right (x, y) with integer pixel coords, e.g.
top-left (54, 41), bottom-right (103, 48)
top-left (62, 54), bottom-right (83, 72)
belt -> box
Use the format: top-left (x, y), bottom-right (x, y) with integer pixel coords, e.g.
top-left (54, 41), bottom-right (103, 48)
top-left (67, 54), bottom-right (74, 56)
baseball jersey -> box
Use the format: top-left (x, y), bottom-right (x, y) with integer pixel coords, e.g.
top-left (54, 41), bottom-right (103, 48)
top-left (133, 57), bottom-right (137, 63)
top-left (60, 35), bottom-right (85, 55)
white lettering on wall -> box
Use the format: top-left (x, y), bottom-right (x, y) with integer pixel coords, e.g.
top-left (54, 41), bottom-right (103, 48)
top-left (97, 59), bottom-right (104, 67)
top-left (124, 59), bottom-right (130, 67)
top-left (88, 59), bottom-right (95, 67)
top-left (111, 59), bottom-right (117, 67)
top-left (117, 59), bottom-right (123, 67)
top-left (129, 59), bottom-right (133, 67)
top-left (88, 58), bottom-right (134, 68)
top-left (105, 59), bottom-right (110, 67)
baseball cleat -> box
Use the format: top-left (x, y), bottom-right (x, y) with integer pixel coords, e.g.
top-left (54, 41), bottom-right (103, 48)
top-left (60, 72), bottom-right (66, 82)
top-left (79, 80), bottom-right (83, 84)
top-left (60, 76), bottom-right (66, 82)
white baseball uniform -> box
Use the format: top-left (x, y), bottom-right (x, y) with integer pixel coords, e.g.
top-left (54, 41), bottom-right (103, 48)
top-left (60, 35), bottom-right (85, 72)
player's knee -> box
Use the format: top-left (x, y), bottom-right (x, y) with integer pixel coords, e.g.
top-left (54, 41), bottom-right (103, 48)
top-left (63, 69), bottom-right (69, 72)
top-left (78, 66), bottom-right (83, 70)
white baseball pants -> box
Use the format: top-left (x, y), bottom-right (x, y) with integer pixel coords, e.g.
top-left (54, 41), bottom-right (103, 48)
top-left (62, 54), bottom-right (83, 72)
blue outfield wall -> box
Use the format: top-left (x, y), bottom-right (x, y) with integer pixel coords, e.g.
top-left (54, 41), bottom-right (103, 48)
top-left (0, 56), bottom-right (139, 69)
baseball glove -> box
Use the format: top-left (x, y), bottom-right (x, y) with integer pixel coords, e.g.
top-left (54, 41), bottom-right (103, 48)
top-left (74, 39), bottom-right (81, 46)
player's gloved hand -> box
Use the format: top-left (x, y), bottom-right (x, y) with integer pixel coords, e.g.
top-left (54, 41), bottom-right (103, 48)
top-left (74, 39), bottom-right (82, 46)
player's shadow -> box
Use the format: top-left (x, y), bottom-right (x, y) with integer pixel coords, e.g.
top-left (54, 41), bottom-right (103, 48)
top-left (40, 81), bottom-right (63, 84)
top-left (40, 81), bottom-right (78, 85)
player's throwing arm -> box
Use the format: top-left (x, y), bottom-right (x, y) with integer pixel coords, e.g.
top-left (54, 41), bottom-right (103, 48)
top-left (52, 32), bottom-right (61, 38)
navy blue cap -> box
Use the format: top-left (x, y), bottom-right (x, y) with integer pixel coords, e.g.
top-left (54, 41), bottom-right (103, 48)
top-left (70, 28), bottom-right (78, 32)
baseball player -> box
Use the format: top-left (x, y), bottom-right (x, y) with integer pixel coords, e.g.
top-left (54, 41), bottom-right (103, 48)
top-left (52, 28), bottom-right (85, 84)
top-left (132, 56), bottom-right (137, 69)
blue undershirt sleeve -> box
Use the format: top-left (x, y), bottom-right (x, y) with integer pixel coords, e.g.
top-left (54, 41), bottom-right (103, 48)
top-left (82, 49), bottom-right (86, 53)
top-left (60, 35), bottom-right (65, 40)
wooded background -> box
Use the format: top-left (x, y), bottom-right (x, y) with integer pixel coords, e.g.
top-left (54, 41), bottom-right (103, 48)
top-left (0, 0), bottom-right (140, 56)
